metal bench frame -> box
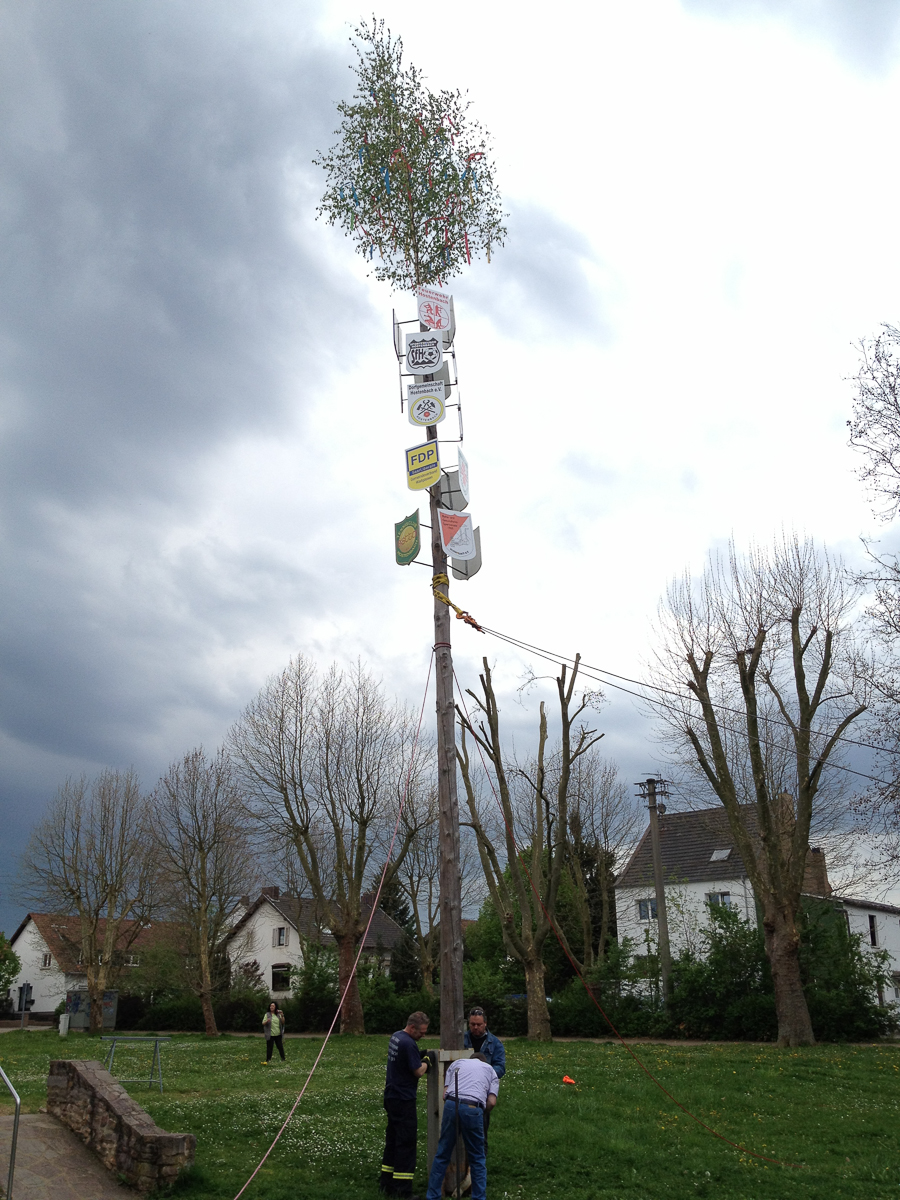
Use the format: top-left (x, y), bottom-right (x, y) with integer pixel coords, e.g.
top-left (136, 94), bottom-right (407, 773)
top-left (101, 1036), bottom-right (171, 1093)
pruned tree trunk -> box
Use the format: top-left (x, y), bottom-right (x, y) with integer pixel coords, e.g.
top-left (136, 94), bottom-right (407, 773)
top-left (763, 904), bottom-right (814, 1046)
top-left (88, 976), bottom-right (105, 1035)
top-left (336, 934), bottom-right (366, 1034)
top-left (198, 933), bottom-right (218, 1037)
top-left (648, 536), bottom-right (868, 1046)
top-left (458, 656), bottom-right (602, 1042)
top-left (523, 959), bottom-right (551, 1042)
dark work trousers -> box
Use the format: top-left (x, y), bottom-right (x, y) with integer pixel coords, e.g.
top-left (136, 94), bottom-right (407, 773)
top-left (381, 1097), bottom-right (417, 1196)
top-left (266, 1034), bottom-right (285, 1061)
top-left (483, 1104), bottom-right (491, 1148)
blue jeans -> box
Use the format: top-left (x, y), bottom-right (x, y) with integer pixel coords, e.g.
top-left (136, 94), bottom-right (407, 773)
top-left (426, 1100), bottom-right (487, 1200)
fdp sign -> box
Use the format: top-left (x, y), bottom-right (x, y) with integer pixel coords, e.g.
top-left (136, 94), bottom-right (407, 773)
top-left (405, 441), bottom-right (440, 490)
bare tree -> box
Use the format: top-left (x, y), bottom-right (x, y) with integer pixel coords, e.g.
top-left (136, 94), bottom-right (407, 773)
top-left (456, 656), bottom-right (602, 1040)
top-left (848, 323), bottom-right (900, 523)
top-left (846, 323), bottom-right (900, 878)
top-left (21, 770), bottom-right (157, 1033)
top-left (150, 747), bottom-right (258, 1036)
top-left (648, 536), bottom-right (868, 1046)
top-left (567, 751), bottom-right (643, 970)
top-left (394, 786), bottom-right (484, 994)
top-left (228, 656), bottom-right (425, 1034)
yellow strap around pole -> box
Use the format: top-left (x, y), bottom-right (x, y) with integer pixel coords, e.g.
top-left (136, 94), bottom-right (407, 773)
top-left (432, 574), bottom-right (485, 633)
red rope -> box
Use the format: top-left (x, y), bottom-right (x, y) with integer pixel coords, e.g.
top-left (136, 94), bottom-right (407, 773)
top-left (452, 669), bottom-right (805, 1171)
top-left (232, 651), bottom-right (436, 1199)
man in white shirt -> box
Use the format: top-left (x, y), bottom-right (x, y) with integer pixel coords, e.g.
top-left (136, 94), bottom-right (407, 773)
top-left (425, 1054), bottom-right (499, 1200)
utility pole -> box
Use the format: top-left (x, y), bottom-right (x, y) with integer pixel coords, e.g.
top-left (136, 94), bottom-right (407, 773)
top-left (642, 778), bottom-right (672, 1005)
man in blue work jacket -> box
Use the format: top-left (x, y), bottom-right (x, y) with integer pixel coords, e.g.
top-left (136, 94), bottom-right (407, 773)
top-left (381, 1011), bottom-right (430, 1197)
top-left (463, 1007), bottom-right (505, 1147)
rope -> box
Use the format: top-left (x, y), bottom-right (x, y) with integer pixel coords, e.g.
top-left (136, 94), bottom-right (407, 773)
top-left (452, 669), bottom-right (805, 1171)
top-left (432, 573), bottom-right (484, 633)
top-left (232, 650), bottom-right (436, 1199)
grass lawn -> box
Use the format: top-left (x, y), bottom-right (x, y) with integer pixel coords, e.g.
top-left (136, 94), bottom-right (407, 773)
top-left (1, 1030), bottom-right (899, 1199)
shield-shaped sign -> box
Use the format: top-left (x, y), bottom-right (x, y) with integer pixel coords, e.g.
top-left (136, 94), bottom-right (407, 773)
top-left (457, 449), bottom-right (470, 504)
top-left (416, 287), bottom-right (452, 332)
top-left (405, 441), bottom-right (441, 490)
top-left (452, 526), bottom-right (482, 580)
top-left (405, 330), bottom-right (443, 374)
top-left (437, 510), bottom-right (476, 560)
top-left (408, 381), bottom-right (446, 428)
top-left (395, 510), bottom-right (420, 565)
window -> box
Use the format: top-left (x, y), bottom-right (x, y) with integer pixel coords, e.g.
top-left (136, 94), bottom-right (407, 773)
top-left (709, 848), bottom-right (732, 862)
top-left (124, 954), bottom-right (141, 967)
top-left (637, 898), bottom-right (657, 921)
top-left (271, 964), bottom-right (291, 991)
top-left (706, 892), bottom-right (731, 908)
top-left (272, 926), bottom-right (289, 948)
top-left (40, 952), bottom-right (52, 969)
top-left (869, 915), bottom-right (878, 946)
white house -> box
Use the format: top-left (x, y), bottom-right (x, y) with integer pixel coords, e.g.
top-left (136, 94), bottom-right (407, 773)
top-left (224, 886), bottom-right (405, 999)
top-left (6, 913), bottom-right (177, 1019)
top-left (615, 806), bottom-right (900, 1000)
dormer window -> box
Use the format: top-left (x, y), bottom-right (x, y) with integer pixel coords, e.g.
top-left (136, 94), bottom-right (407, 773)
top-left (710, 848), bottom-right (732, 862)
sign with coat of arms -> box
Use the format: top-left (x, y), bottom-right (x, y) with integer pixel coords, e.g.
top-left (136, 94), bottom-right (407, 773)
top-left (395, 510), bottom-right (420, 565)
top-left (408, 382), bottom-right (446, 427)
top-left (437, 510), bottom-right (476, 560)
top-left (405, 330), bottom-right (443, 374)
top-left (416, 287), bottom-right (452, 331)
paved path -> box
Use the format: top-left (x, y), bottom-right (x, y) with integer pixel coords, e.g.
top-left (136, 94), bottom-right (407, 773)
top-left (0, 1113), bottom-right (128, 1199)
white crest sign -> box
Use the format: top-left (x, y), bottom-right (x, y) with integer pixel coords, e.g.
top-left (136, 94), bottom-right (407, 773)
top-left (405, 330), bottom-right (443, 374)
top-left (407, 382), bottom-right (446, 428)
top-left (457, 449), bottom-right (470, 504)
top-left (416, 287), bottom-right (452, 331)
top-left (437, 510), bottom-right (476, 560)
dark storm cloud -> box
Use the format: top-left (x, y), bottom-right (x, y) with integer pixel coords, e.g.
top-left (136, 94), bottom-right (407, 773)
top-left (682, 0), bottom-right (900, 72)
top-left (0, 0), bottom-right (364, 770)
top-left (0, 0), bottom-right (361, 508)
top-left (456, 202), bottom-right (612, 343)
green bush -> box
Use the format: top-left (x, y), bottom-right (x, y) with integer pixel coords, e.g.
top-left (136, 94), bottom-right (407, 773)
top-left (462, 960), bottom-right (527, 1037)
top-left (138, 995), bottom-right (204, 1032)
top-left (668, 905), bottom-right (776, 1040)
top-left (289, 944), bottom-right (340, 1031)
top-left (213, 993), bottom-right (265, 1033)
top-left (115, 993), bottom-right (147, 1029)
top-left (663, 899), bottom-right (896, 1043)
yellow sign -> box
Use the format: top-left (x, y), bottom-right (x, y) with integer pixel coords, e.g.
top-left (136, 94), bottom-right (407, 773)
top-left (405, 441), bottom-right (440, 491)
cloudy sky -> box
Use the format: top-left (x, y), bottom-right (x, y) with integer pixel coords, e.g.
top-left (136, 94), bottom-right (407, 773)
top-left (2, 0), bottom-right (900, 934)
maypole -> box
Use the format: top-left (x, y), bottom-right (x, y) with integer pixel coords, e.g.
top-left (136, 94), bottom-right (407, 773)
top-left (316, 13), bottom-right (504, 1076)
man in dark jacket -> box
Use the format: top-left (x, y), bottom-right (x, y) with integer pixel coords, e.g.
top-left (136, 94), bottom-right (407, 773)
top-left (380, 1011), bottom-right (430, 1197)
top-left (462, 1008), bottom-right (505, 1147)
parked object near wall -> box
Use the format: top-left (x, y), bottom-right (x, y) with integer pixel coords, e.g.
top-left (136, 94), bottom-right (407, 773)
top-left (66, 990), bottom-right (117, 1030)
top-left (47, 1059), bottom-right (195, 1193)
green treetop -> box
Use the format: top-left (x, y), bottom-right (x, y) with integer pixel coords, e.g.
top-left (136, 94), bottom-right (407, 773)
top-left (316, 18), bottom-right (506, 291)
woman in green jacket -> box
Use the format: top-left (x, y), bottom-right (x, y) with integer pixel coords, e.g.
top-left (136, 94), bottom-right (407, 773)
top-left (262, 1001), bottom-right (286, 1062)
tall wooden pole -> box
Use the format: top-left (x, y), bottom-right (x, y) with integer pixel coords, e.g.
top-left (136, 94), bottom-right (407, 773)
top-left (645, 777), bottom-right (672, 1005)
top-left (427, 421), bottom-right (464, 1050)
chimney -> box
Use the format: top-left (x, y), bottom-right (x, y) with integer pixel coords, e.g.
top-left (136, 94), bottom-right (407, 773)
top-left (803, 848), bottom-right (831, 897)
top-left (261, 886), bottom-right (281, 900)
top-left (239, 895), bottom-right (250, 909)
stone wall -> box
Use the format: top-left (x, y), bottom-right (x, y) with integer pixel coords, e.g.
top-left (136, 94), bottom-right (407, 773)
top-left (47, 1059), bottom-right (195, 1193)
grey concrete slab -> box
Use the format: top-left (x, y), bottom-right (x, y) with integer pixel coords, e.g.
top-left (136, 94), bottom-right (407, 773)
top-left (0, 1113), bottom-right (129, 1199)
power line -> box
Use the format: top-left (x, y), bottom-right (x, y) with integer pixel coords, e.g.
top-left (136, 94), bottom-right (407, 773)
top-left (475, 625), bottom-right (893, 789)
top-left (482, 625), bottom-right (891, 758)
